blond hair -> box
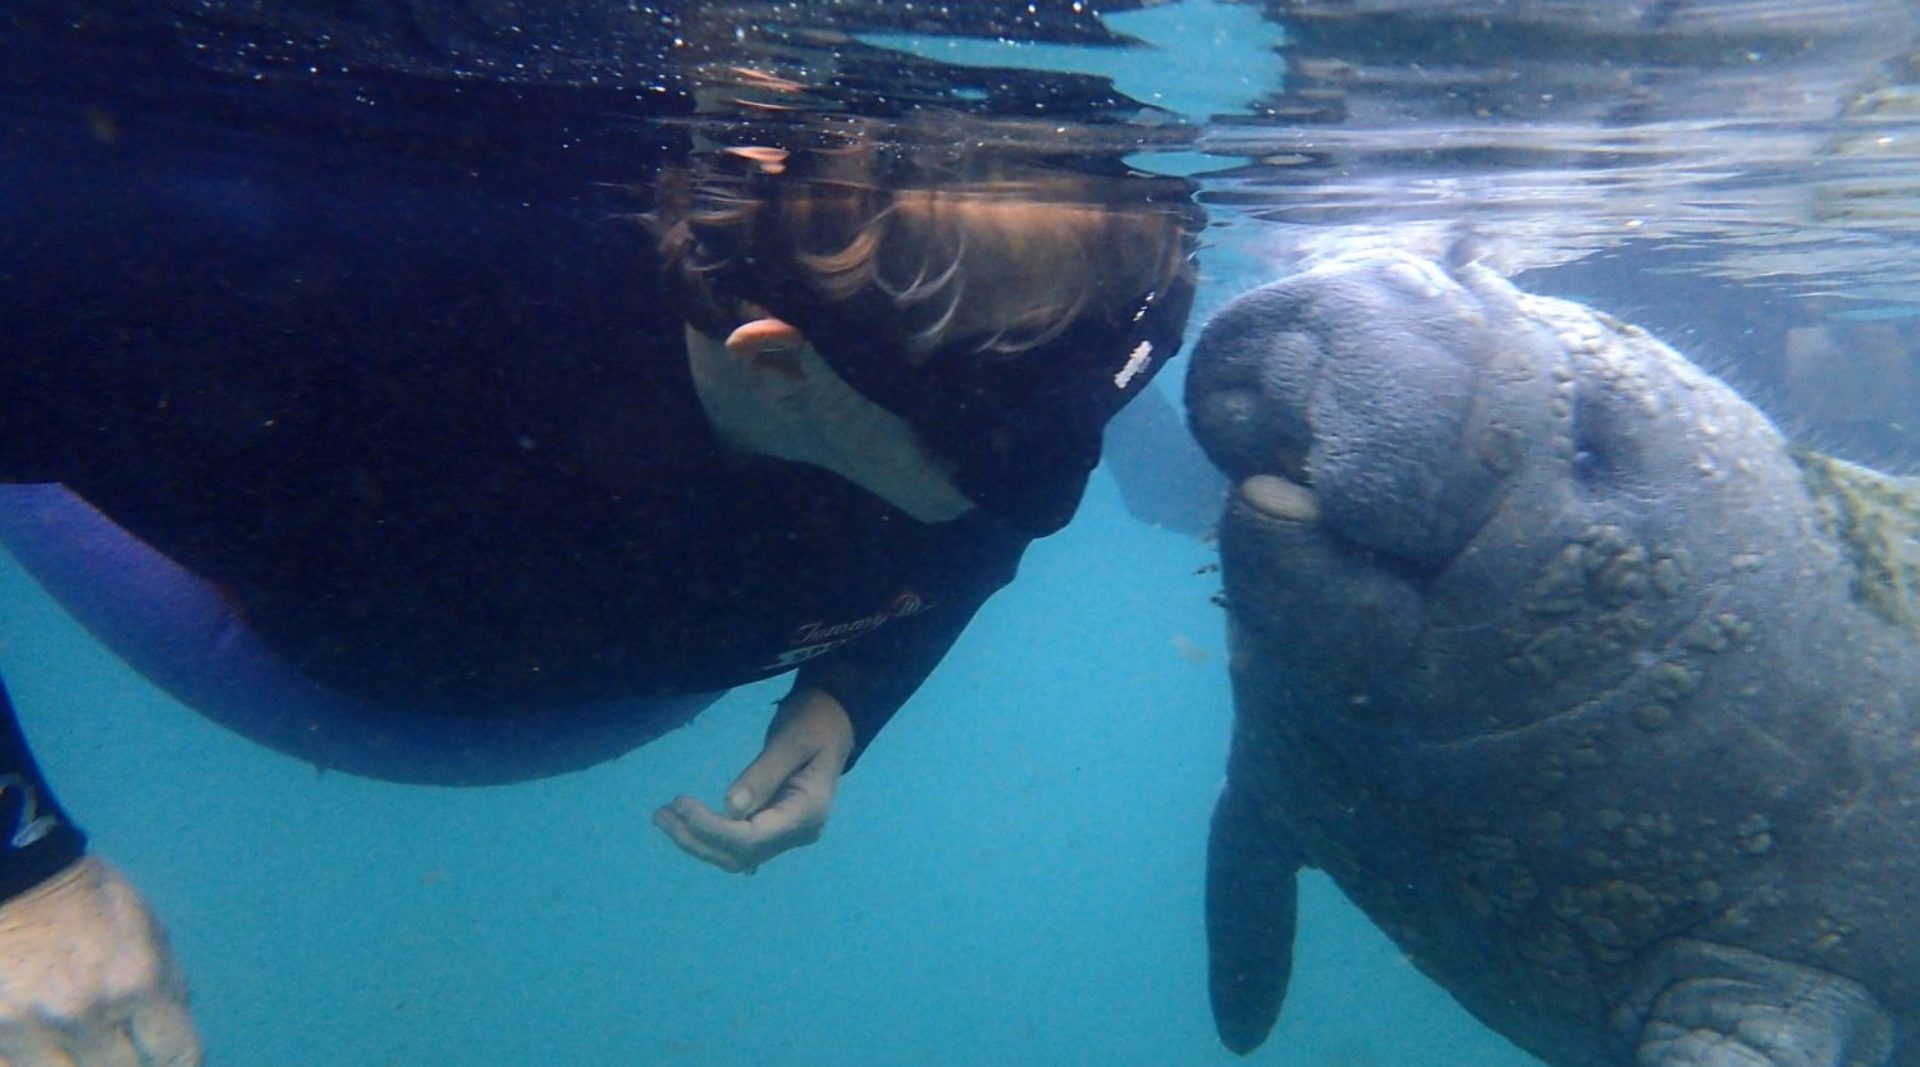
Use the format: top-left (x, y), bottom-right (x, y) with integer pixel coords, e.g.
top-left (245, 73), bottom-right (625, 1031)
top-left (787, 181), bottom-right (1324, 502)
top-left (653, 143), bottom-right (1199, 362)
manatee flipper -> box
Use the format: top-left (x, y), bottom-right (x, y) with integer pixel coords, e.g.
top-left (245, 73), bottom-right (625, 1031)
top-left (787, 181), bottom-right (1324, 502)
top-left (1206, 769), bottom-right (1303, 1055)
top-left (1617, 940), bottom-right (1896, 1067)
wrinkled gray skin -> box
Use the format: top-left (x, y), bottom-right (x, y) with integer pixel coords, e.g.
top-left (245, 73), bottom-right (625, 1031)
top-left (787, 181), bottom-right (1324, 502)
top-left (1186, 249), bottom-right (1920, 1067)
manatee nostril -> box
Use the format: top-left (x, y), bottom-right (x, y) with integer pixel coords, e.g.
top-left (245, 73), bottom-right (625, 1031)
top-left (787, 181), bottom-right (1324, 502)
top-left (1192, 385), bottom-right (1316, 484)
top-left (1191, 386), bottom-right (1267, 474)
top-left (1201, 387), bottom-right (1261, 429)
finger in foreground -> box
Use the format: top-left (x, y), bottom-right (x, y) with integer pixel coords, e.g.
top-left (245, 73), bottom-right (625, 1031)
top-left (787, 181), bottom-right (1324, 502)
top-left (62, 1026), bottom-right (144, 1067)
top-left (0, 1014), bottom-right (185, 1067)
top-left (0, 1020), bottom-right (81, 1067)
top-left (128, 998), bottom-right (202, 1067)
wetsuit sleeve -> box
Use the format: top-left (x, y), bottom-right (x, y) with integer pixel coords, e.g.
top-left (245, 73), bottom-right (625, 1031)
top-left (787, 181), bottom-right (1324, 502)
top-left (0, 676), bottom-right (88, 903)
top-left (795, 525), bottom-right (1027, 768)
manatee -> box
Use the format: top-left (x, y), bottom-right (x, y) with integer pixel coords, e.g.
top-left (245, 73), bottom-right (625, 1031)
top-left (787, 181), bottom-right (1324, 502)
top-left (1185, 248), bottom-right (1920, 1067)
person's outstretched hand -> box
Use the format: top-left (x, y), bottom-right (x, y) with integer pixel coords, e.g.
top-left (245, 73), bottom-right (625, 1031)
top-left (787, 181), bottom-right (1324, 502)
top-left (0, 856), bottom-right (201, 1066)
top-left (655, 687), bottom-right (855, 874)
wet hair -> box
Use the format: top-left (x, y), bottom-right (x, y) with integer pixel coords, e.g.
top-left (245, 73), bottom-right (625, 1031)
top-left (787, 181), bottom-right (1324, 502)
top-left (648, 138), bottom-right (1204, 533)
top-left (650, 141), bottom-right (1201, 365)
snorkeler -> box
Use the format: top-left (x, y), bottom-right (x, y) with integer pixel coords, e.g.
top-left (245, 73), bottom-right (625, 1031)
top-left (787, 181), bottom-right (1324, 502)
top-left (0, 137), bottom-right (1200, 1062)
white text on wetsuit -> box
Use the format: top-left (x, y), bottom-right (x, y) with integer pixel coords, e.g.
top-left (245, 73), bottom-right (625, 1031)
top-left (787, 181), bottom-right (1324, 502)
top-left (769, 591), bottom-right (929, 669)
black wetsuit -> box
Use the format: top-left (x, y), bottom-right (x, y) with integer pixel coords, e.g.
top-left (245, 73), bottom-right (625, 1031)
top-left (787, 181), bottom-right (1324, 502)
top-left (0, 4), bottom-right (1195, 902)
top-left (0, 113), bottom-right (1047, 739)
top-left (0, 139), bottom-right (1059, 899)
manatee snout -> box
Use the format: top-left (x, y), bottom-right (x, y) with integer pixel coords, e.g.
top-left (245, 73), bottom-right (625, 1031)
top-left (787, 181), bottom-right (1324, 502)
top-left (1187, 251), bottom-right (1570, 573)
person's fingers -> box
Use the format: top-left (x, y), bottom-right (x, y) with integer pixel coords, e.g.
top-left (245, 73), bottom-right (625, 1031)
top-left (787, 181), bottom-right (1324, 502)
top-left (126, 999), bottom-right (201, 1067)
top-left (723, 731), bottom-right (820, 819)
top-left (657, 693), bottom-right (852, 874)
top-left (737, 791), bottom-right (817, 850)
top-left (672, 795), bottom-right (778, 856)
top-left (655, 783), bottom-right (829, 873)
top-left (652, 799), bottom-right (754, 873)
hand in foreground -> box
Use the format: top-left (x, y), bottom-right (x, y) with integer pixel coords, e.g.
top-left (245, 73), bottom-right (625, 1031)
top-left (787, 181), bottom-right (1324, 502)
top-left (655, 687), bottom-right (855, 874)
top-left (0, 857), bottom-right (201, 1066)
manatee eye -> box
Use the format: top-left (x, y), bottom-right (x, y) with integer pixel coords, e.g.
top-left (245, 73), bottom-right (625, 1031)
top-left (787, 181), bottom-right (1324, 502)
top-left (1568, 383), bottom-right (1640, 490)
top-left (1571, 448), bottom-right (1606, 484)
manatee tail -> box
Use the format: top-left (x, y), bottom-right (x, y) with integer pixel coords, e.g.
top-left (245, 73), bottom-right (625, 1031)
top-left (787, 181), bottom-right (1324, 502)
top-left (1206, 776), bottom-right (1303, 1055)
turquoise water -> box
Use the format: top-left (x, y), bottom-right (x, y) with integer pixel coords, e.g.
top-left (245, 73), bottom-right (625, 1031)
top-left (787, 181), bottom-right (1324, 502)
top-left (6, 0), bottom-right (1918, 1063)
top-left (1, 456), bottom-right (1535, 1066)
